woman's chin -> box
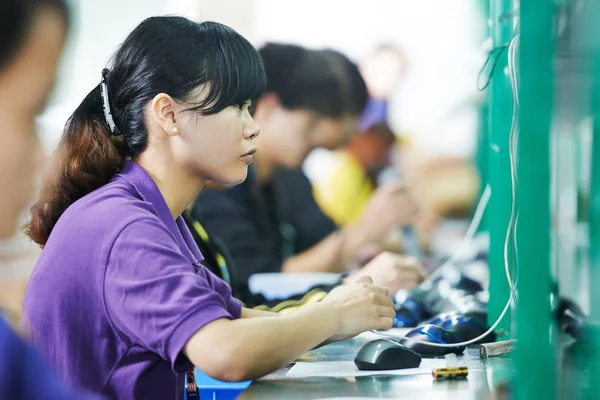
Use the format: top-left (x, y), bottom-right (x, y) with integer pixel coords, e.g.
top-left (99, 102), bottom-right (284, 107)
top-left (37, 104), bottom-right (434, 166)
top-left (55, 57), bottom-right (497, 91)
top-left (210, 169), bottom-right (248, 187)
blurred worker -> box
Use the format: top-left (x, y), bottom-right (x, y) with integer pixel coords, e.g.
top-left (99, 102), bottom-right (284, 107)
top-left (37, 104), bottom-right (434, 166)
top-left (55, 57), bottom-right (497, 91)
top-left (193, 44), bottom-right (422, 300)
top-left (0, 0), bottom-right (103, 398)
top-left (313, 123), bottom-right (397, 226)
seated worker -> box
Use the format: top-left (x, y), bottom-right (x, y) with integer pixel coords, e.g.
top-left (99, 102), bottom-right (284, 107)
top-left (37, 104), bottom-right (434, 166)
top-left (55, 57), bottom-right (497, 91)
top-left (0, 0), bottom-right (102, 399)
top-left (21, 18), bottom-right (398, 400)
top-left (193, 44), bottom-right (422, 297)
top-left (308, 44), bottom-right (405, 225)
top-left (307, 44), bottom-right (438, 249)
top-left (182, 202), bottom-right (424, 310)
top-left (269, 48), bottom-right (372, 256)
top-left (312, 123), bottom-right (397, 226)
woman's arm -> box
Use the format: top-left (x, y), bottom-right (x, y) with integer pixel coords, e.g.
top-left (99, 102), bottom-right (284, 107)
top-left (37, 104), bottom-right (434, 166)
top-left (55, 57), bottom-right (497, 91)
top-left (184, 303), bottom-right (338, 382)
top-left (240, 307), bottom-right (279, 318)
top-left (239, 307), bottom-right (352, 348)
top-left (282, 182), bottom-right (419, 274)
top-left (281, 226), bottom-right (364, 273)
top-left (183, 278), bottom-right (394, 382)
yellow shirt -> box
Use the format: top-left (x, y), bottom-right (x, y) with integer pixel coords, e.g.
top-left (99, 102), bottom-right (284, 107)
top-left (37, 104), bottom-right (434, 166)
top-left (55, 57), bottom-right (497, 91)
top-left (313, 151), bottom-right (374, 225)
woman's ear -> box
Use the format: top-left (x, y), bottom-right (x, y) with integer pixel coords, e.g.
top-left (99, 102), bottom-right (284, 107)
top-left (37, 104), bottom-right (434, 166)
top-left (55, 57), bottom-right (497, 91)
top-left (150, 93), bottom-right (179, 136)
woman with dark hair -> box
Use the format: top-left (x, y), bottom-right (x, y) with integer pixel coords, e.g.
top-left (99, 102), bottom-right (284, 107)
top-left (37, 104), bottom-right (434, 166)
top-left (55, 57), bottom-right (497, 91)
top-left (21, 16), bottom-right (396, 400)
top-left (0, 1), bottom-right (104, 399)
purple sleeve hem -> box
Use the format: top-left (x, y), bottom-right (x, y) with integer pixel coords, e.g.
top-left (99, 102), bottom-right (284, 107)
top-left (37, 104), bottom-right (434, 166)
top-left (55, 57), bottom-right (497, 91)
top-left (228, 298), bottom-right (243, 319)
top-left (165, 305), bottom-right (234, 372)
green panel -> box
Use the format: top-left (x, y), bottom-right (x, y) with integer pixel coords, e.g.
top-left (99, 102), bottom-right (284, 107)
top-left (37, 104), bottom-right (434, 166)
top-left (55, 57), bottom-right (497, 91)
top-left (514, 0), bottom-right (556, 399)
top-left (589, 19), bottom-right (600, 339)
top-left (474, 0), bottom-right (490, 230)
top-left (588, 26), bottom-right (600, 399)
top-left (486, 0), bottom-right (512, 334)
top-left (476, 103), bottom-right (490, 232)
top-left (586, 68), bottom-right (600, 399)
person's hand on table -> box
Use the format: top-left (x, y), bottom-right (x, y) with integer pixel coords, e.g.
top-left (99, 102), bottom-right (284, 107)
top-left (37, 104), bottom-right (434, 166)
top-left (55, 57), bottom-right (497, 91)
top-left (344, 252), bottom-right (427, 293)
top-left (321, 275), bottom-right (395, 343)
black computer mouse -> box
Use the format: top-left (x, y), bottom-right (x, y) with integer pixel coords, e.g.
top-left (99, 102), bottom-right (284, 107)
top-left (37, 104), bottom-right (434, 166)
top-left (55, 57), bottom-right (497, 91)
top-left (438, 313), bottom-right (496, 344)
top-left (354, 339), bottom-right (422, 371)
top-left (400, 324), bottom-right (466, 356)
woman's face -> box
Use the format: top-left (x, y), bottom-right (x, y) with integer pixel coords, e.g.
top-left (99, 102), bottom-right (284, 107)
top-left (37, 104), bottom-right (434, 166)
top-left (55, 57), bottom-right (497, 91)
top-left (174, 101), bottom-right (260, 185)
top-left (0, 8), bottom-right (66, 238)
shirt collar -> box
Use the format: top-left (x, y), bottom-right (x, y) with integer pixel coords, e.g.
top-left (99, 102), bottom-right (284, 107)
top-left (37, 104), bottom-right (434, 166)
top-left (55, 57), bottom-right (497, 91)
top-left (115, 161), bottom-right (204, 263)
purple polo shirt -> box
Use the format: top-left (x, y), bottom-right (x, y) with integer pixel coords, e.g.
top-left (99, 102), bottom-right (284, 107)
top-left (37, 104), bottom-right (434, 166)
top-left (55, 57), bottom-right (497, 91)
top-left (22, 161), bottom-right (242, 400)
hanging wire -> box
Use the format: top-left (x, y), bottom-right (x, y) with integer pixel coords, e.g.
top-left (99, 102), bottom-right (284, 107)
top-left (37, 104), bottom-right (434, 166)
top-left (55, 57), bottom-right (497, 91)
top-left (477, 44), bottom-right (509, 91)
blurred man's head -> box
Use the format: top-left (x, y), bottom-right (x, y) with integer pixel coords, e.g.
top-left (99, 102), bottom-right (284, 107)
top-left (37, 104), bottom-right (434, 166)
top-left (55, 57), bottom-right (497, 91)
top-left (347, 123), bottom-right (396, 177)
top-left (253, 43), bottom-right (367, 169)
top-left (312, 49), bottom-right (368, 150)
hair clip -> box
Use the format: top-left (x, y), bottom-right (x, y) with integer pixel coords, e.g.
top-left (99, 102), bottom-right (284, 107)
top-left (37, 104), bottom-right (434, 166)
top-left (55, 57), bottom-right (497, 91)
top-left (100, 68), bottom-right (118, 135)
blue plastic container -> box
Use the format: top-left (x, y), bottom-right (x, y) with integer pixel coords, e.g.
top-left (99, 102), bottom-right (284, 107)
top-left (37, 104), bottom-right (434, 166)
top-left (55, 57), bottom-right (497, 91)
top-left (184, 369), bottom-right (251, 400)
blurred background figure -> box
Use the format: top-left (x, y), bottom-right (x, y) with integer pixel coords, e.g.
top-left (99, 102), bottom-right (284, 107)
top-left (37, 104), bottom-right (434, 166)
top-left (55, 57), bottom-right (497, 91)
top-left (358, 44), bottom-right (406, 130)
top-left (192, 43), bottom-right (423, 302)
top-left (303, 44), bottom-right (405, 228)
top-left (0, 0), bottom-right (68, 321)
top-left (307, 43), bottom-right (435, 252)
top-left (312, 123), bottom-right (398, 226)
top-left (304, 44), bottom-right (406, 194)
top-left (0, 1), bottom-right (104, 398)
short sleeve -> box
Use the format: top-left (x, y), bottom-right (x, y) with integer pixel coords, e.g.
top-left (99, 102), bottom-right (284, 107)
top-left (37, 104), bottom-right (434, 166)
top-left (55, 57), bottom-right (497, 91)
top-left (197, 265), bottom-right (242, 318)
top-left (104, 218), bottom-right (238, 372)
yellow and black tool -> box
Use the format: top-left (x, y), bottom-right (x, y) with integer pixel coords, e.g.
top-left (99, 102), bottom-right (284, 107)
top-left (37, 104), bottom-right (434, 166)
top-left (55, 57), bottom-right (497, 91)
top-left (432, 366), bottom-right (469, 380)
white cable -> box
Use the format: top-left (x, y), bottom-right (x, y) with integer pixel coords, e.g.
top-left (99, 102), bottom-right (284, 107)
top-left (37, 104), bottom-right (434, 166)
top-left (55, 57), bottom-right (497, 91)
top-left (504, 33), bottom-right (520, 307)
top-left (509, 34), bottom-right (520, 108)
top-left (426, 184), bottom-right (492, 282)
top-left (368, 33), bottom-right (522, 349)
top-left (510, 36), bottom-right (520, 288)
top-left (464, 185), bottom-right (492, 244)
